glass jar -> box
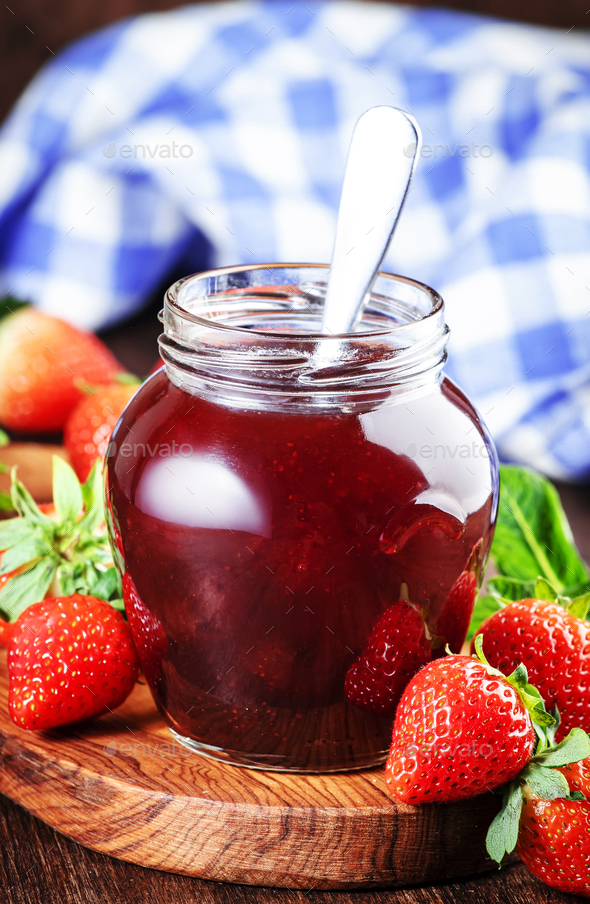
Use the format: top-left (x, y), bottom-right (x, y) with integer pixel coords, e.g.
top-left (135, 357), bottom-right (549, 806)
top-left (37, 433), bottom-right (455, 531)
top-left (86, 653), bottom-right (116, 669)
top-left (105, 264), bottom-right (498, 773)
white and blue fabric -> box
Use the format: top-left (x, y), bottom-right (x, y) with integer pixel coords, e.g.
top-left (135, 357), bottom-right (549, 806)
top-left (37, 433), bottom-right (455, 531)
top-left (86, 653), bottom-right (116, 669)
top-left (0, 0), bottom-right (590, 479)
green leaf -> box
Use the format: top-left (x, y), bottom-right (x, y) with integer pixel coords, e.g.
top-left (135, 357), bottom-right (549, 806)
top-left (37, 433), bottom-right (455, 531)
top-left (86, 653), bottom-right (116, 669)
top-left (0, 533), bottom-right (53, 574)
top-left (521, 695), bottom-right (555, 728)
top-left (534, 577), bottom-right (559, 602)
top-left (56, 564), bottom-right (76, 597)
top-left (54, 560), bottom-right (96, 597)
top-left (564, 580), bottom-right (590, 599)
top-left (11, 470), bottom-right (54, 527)
top-left (491, 466), bottom-right (589, 593)
top-left (107, 596), bottom-right (125, 613)
top-left (0, 491), bottom-right (13, 511)
top-left (524, 683), bottom-right (544, 704)
top-left (568, 592), bottom-right (590, 620)
top-left (466, 595), bottom-right (503, 642)
top-left (0, 559), bottom-right (57, 620)
top-left (486, 780), bottom-right (523, 864)
top-left (0, 518), bottom-right (38, 548)
top-left (522, 763), bottom-right (570, 800)
top-left (52, 456), bottom-right (83, 524)
top-left (78, 461), bottom-right (105, 534)
top-left (81, 459), bottom-right (103, 512)
top-left (506, 663), bottom-right (529, 690)
top-left (115, 372), bottom-right (141, 386)
top-left (533, 728), bottom-right (590, 769)
top-left (89, 566), bottom-right (121, 602)
top-left (487, 576), bottom-right (537, 602)
top-left (0, 428), bottom-right (9, 446)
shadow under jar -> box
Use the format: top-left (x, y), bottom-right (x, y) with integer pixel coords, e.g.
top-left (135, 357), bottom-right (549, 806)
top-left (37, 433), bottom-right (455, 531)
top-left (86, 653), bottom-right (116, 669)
top-left (105, 264), bottom-right (499, 773)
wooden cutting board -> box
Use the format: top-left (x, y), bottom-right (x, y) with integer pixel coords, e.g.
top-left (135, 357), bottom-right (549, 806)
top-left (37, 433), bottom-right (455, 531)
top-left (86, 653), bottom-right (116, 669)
top-left (0, 653), bottom-right (505, 890)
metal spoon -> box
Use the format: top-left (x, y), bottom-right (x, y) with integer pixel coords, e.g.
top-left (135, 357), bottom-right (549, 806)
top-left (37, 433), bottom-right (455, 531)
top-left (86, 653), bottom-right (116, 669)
top-left (321, 106), bottom-right (421, 335)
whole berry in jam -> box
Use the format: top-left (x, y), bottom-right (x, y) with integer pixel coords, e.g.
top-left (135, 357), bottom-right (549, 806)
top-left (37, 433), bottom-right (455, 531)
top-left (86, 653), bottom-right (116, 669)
top-left (345, 600), bottom-right (431, 716)
top-left (123, 573), bottom-right (168, 692)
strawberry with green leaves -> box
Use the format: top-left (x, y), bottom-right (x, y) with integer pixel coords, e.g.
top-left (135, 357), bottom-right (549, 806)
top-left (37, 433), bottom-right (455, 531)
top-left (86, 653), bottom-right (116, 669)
top-left (0, 457), bottom-right (122, 622)
top-left (385, 636), bottom-right (545, 805)
top-left (2, 593), bottom-right (139, 730)
top-left (0, 458), bottom-right (140, 730)
top-left (517, 752), bottom-right (590, 897)
top-left (485, 711), bottom-right (590, 895)
top-left (473, 597), bottom-right (590, 741)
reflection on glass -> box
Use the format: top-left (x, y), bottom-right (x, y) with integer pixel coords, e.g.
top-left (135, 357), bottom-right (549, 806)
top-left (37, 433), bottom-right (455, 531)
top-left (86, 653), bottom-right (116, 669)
top-left (136, 454), bottom-right (272, 537)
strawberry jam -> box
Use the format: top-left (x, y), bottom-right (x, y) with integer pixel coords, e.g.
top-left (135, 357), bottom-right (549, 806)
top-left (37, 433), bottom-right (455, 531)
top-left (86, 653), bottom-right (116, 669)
top-left (105, 265), bottom-right (498, 772)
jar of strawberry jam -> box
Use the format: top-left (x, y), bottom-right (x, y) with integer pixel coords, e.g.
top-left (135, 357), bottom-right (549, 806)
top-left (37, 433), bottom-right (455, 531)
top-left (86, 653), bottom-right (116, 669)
top-left (105, 263), bottom-right (498, 772)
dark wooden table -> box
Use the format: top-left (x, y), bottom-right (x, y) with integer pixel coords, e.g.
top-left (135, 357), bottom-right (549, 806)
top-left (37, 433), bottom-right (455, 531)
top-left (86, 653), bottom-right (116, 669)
top-left (1, 299), bottom-right (588, 903)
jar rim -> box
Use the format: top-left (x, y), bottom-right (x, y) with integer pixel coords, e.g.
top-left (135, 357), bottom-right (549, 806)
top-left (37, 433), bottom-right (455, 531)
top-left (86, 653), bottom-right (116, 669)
top-left (159, 263), bottom-right (449, 412)
top-left (165, 262), bottom-right (443, 339)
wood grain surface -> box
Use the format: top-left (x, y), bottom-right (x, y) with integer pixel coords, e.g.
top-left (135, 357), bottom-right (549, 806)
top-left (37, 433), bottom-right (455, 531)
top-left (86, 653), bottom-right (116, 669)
top-left (0, 793), bottom-right (581, 904)
top-left (0, 654), bottom-right (511, 890)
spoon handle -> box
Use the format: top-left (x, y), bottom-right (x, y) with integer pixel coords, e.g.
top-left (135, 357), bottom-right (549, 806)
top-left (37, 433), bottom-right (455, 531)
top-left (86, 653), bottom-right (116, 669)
top-left (322, 106), bottom-right (421, 335)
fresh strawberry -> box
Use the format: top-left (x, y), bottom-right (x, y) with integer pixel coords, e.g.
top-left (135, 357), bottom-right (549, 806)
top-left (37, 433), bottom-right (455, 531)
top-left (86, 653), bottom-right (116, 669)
top-left (483, 712), bottom-right (590, 887)
top-left (123, 573), bottom-right (167, 691)
top-left (517, 755), bottom-right (590, 897)
top-left (385, 637), bottom-right (544, 805)
top-left (344, 600), bottom-right (431, 715)
top-left (0, 593), bottom-right (139, 730)
top-left (64, 380), bottom-right (139, 481)
top-left (473, 598), bottom-right (590, 741)
top-left (0, 307), bottom-right (122, 432)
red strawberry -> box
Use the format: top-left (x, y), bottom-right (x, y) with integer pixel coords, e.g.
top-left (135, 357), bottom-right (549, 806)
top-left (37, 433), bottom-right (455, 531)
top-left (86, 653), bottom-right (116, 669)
top-left (0, 308), bottom-right (122, 432)
top-left (0, 616), bottom-right (12, 646)
top-left (473, 598), bottom-right (590, 741)
top-left (344, 600), bottom-right (431, 716)
top-left (517, 756), bottom-right (590, 897)
top-left (436, 571), bottom-right (478, 654)
top-left (0, 594), bottom-right (139, 730)
top-left (64, 380), bottom-right (139, 481)
top-left (123, 573), bottom-right (167, 692)
top-left (385, 641), bottom-right (537, 804)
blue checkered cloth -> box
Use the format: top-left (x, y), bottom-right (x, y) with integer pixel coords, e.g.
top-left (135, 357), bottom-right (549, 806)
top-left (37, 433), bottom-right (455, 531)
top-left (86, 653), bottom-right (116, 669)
top-left (0, 1), bottom-right (590, 479)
